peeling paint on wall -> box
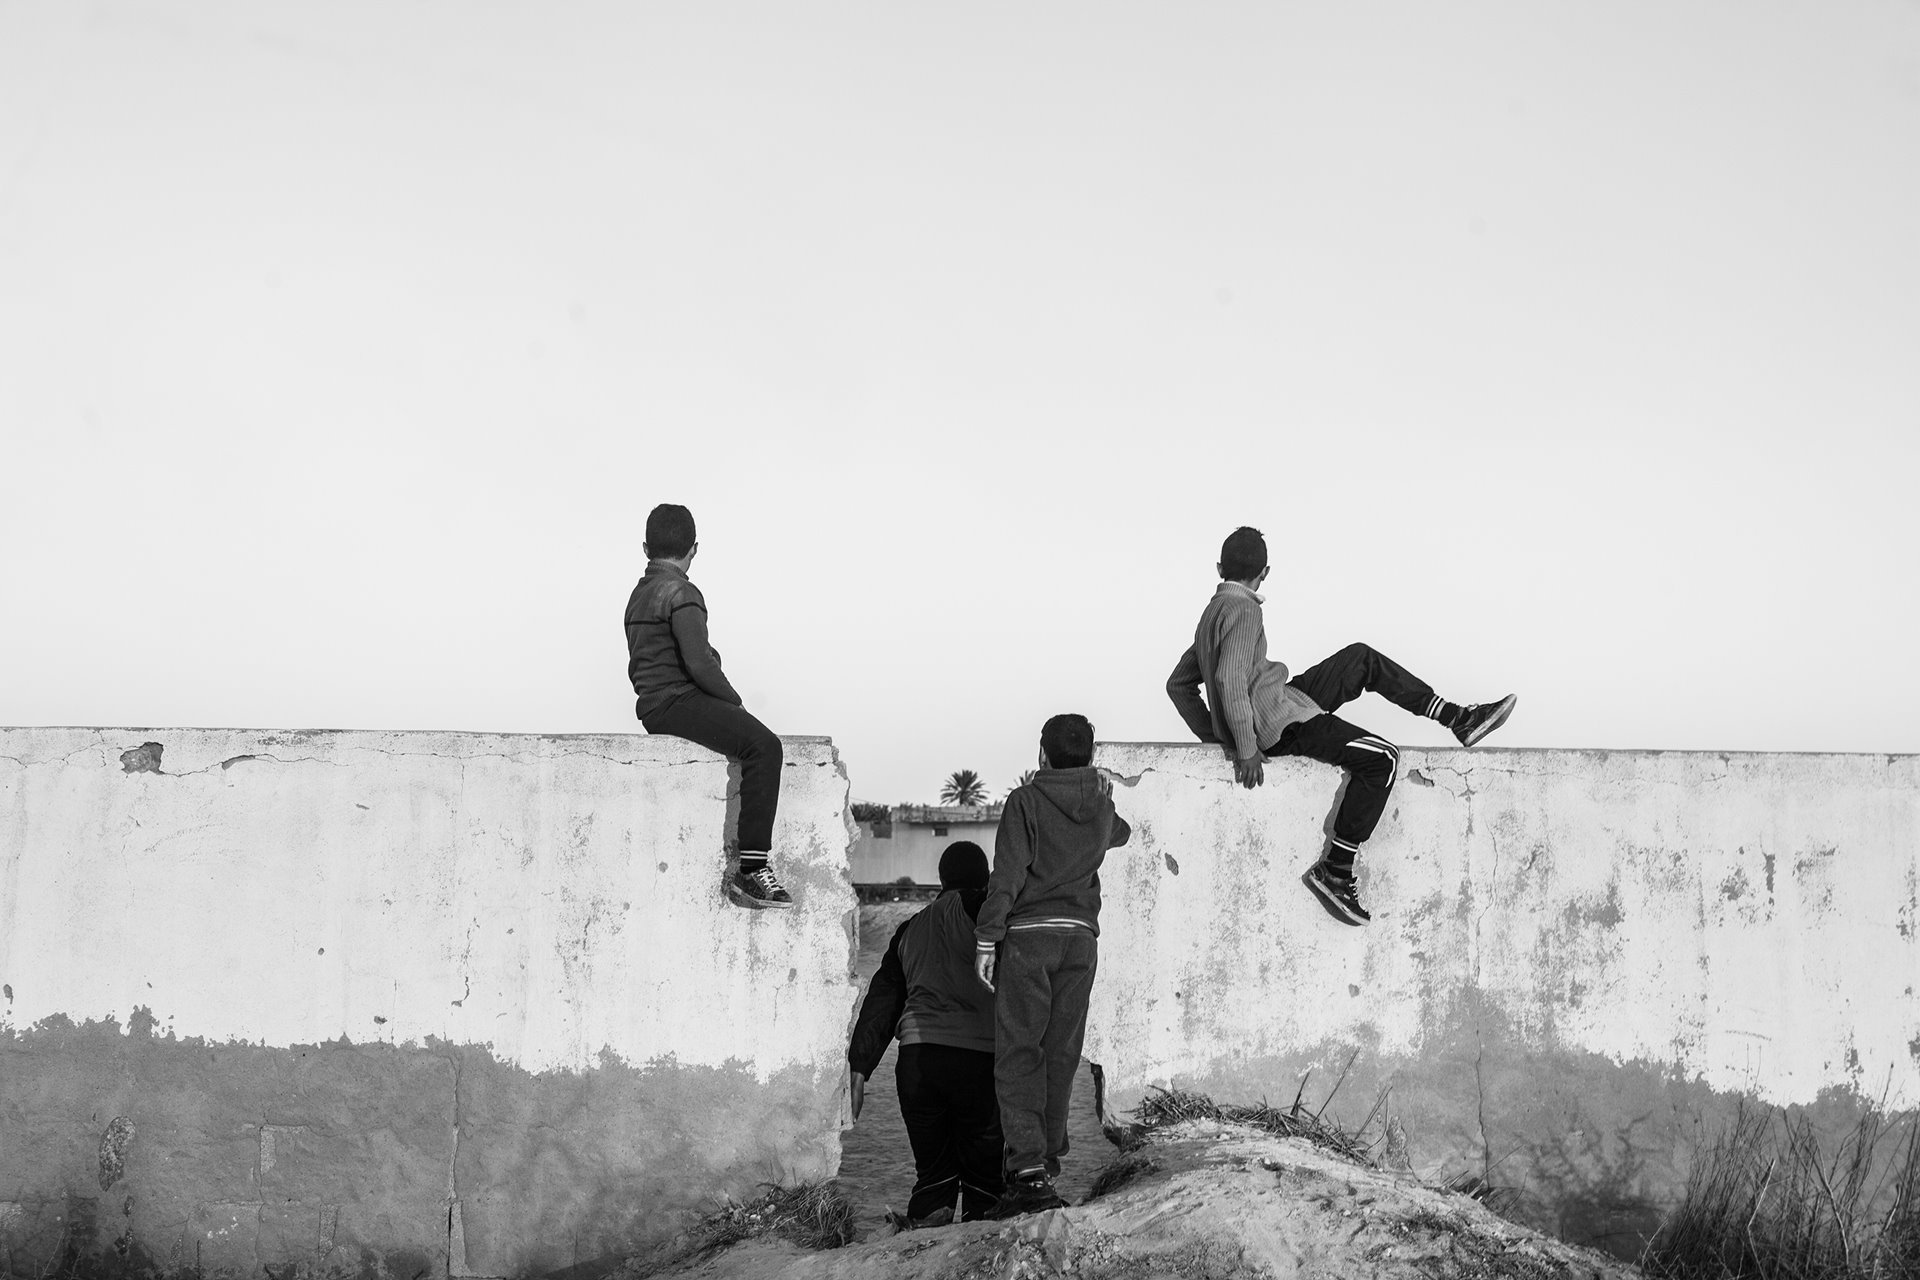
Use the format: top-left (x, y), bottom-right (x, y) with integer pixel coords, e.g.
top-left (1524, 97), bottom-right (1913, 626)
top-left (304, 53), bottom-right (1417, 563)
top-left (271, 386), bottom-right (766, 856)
top-left (1083, 742), bottom-right (1920, 1255)
top-left (0, 727), bottom-right (858, 1275)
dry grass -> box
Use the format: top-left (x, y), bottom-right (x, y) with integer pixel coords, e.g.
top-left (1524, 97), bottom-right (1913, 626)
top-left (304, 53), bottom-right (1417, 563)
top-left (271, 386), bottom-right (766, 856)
top-left (1132, 1086), bottom-right (1377, 1167)
top-left (1641, 1101), bottom-right (1920, 1280)
top-left (623, 1182), bottom-right (855, 1277)
top-left (1087, 1152), bottom-right (1160, 1200)
top-left (1125, 1052), bottom-right (1397, 1170)
top-left (1111, 1068), bottom-right (1526, 1221)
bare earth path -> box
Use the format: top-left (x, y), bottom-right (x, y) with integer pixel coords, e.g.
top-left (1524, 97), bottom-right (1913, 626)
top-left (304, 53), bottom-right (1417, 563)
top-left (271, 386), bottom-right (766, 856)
top-left (642, 1120), bottom-right (1644, 1279)
top-left (834, 903), bottom-right (1110, 1236)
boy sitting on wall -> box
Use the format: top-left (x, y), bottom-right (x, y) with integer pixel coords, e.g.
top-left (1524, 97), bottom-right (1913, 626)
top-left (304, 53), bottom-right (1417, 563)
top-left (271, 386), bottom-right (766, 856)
top-left (1165, 525), bottom-right (1515, 927)
top-left (974, 714), bottom-right (1131, 1217)
top-left (623, 503), bottom-right (793, 910)
top-left (847, 841), bottom-right (1004, 1227)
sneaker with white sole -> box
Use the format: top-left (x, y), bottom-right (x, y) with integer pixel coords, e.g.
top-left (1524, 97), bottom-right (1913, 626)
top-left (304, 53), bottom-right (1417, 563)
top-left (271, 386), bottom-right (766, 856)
top-left (1452, 694), bottom-right (1517, 748)
top-left (1303, 861), bottom-right (1370, 926)
top-left (727, 865), bottom-right (796, 910)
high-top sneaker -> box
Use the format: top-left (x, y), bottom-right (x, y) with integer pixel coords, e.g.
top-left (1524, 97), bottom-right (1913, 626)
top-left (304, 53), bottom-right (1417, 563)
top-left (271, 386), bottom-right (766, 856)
top-left (1452, 694), bottom-right (1517, 748)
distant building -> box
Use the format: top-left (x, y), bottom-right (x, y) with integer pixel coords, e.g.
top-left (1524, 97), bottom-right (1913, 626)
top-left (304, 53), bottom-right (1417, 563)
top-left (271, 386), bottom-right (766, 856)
top-left (849, 803), bottom-right (1003, 886)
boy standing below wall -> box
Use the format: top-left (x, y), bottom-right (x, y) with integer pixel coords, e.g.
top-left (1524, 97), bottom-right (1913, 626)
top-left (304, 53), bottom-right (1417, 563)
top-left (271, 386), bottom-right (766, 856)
top-left (847, 841), bottom-right (1004, 1227)
top-left (1166, 526), bottom-right (1515, 927)
top-left (623, 503), bottom-right (793, 910)
top-left (974, 714), bottom-right (1131, 1217)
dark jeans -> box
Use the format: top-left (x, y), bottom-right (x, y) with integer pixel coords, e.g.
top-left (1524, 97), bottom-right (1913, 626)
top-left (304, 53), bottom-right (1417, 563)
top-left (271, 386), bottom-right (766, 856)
top-left (993, 929), bottom-right (1098, 1178)
top-left (1266, 642), bottom-right (1432, 848)
top-left (896, 1043), bottom-right (1004, 1221)
top-left (641, 693), bottom-right (782, 853)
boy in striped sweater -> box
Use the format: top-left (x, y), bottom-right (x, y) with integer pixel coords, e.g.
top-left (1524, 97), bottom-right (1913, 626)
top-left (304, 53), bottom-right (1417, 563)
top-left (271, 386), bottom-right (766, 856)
top-left (974, 713), bottom-right (1131, 1217)
top-left (1165, 526), bottom-right (1515, 926)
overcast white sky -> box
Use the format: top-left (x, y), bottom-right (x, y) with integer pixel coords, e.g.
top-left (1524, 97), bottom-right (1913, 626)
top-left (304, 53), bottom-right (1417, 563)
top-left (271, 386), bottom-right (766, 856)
top-left (3, 0), bottom-right (1917, 803)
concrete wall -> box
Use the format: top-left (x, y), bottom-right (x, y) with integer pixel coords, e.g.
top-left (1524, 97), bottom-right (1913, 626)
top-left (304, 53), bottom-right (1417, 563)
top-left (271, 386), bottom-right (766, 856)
top-left (1084, 743), bottom-right (1920, 1255)
top-left (0, 728), bottom-right (857, 1279)
top-left (10, 731), bottom-right (1916, 1269)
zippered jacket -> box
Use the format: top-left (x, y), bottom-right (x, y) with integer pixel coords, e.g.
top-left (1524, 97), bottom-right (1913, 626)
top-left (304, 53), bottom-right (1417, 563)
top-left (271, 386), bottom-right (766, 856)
top-left (623, 560), bottom-right (741, 719)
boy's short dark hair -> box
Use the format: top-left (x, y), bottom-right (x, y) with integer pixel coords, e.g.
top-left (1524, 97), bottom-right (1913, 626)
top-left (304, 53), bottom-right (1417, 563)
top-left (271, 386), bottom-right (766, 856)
top-left (1219, 526), bottom-right (1267, 581)
top-left (1040, 713), bottom-right (1095, 770)
top-left (937, 840), bottom-right (989, 891)
top-left (646, 504), bottom-right (697, 559)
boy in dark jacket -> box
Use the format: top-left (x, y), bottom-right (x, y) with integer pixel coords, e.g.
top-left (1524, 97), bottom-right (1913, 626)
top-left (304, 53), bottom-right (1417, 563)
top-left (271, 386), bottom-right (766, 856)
top-left (847, 841), bottom-right (1003, 1226)
top-left (623, 503), bottom-right (791, 909)
top-left (974, 713), bottom-right (1131, 1217)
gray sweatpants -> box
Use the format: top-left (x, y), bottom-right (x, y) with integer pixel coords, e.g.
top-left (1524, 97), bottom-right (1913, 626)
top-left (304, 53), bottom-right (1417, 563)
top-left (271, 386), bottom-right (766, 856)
top-left (993, 929), bottom-right (1098, 1177)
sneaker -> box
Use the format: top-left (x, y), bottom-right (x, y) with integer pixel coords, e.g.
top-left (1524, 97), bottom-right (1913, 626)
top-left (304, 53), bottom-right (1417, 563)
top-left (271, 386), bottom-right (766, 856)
top-left (726, 865), bottom-right (796, 910)
top-left (1452, 694), bottom-right (1517, 748)
top-left (989, 1174), bottom-right (1067, 1219)
top-left (1303, 861), bottom-right (1371, 926)
top-left (884, 1205), bottom-right (953, 1231)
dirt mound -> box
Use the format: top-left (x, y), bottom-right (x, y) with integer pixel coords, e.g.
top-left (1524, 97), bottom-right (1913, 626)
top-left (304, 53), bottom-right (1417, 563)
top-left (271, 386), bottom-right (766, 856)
top-left (630, 1120), bottom-right (1643, 1279)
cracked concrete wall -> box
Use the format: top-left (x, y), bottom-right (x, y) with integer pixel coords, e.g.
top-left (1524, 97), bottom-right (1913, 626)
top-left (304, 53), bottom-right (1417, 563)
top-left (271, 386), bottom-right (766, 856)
top-left (0, 728), bottom-right (858, 1278)
top-left (1084, 743), bottom-right (1920, 1257)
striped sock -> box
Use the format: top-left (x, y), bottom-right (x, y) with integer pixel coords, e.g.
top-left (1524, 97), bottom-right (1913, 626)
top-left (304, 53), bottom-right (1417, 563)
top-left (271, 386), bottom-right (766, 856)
top-left (738, 852), bottom-right (768, 874)
top-left (1426, 695), bottom-right (1465, 728)
top-left (1325, 838), bottom-right (1360, 877)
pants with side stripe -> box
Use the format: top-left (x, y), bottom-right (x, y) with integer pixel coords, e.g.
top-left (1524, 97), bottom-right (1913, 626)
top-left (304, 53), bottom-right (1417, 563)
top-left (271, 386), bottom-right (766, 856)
top-left (1265, 642), bottom-right (1433, 848)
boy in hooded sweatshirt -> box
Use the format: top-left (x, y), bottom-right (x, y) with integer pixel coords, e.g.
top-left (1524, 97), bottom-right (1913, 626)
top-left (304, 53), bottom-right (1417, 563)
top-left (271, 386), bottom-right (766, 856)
top-left (973, 713), bottom-right (1131, 1217)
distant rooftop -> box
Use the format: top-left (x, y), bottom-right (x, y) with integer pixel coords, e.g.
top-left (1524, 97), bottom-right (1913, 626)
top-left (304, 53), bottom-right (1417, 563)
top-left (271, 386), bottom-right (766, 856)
top-left (893, 803), bottom-right (1003, 824)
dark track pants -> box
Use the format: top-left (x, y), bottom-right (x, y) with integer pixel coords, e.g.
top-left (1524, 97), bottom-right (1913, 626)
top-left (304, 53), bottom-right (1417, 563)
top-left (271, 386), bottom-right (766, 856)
top-left (993, 929), bottom-right (1098, 1178)
top-left (1265, 642), bottom-right (1432, 848)
top-left (641, 693), bottom-right (782, 852)
top-left (896, 1043), bottom-right (1005, 1221)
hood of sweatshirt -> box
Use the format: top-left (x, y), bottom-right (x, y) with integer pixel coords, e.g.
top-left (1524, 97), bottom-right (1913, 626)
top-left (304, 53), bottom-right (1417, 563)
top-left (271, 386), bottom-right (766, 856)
top-left (1028, 767), bottom-right (1108, 825)
top-left (973, 766), bottom-right (1130, 944)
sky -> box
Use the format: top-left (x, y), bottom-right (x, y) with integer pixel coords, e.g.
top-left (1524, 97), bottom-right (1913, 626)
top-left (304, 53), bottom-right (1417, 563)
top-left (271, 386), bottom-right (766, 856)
top-left (2, 0), bottom-right (1917, 804)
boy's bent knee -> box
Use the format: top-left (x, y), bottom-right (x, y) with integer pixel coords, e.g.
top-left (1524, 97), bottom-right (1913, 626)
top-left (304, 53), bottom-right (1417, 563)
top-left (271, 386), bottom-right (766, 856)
top-left (746, 726), bottom-right (782, 764)
top-left (1353, 735), bottom-right (1398, 784)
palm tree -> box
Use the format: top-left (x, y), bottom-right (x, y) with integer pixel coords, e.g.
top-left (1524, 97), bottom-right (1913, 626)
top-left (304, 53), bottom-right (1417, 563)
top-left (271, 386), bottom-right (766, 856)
top-left (1004, 770), bottom-right (1036, 800)
top-left (940, 769), bottom-right (988, 807)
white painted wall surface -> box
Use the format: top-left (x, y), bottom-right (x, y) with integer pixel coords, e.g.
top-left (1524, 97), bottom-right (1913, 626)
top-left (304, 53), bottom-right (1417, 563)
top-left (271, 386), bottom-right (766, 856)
top-left (0, 728), bottom-right (857, 1078)
top-left (1086, 744), bottom-right (1920, 1109)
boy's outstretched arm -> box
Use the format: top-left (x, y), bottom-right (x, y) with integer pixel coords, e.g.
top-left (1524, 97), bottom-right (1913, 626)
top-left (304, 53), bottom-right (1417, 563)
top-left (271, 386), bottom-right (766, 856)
top-left (1166, 646), bottom-right (1220, 744)
top-left (668, 603), bottom-right (744, 706)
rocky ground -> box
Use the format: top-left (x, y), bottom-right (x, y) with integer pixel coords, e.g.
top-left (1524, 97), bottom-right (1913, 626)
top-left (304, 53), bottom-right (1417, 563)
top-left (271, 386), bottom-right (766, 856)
top-left (625, 1119), bottom-right (1645, 1280)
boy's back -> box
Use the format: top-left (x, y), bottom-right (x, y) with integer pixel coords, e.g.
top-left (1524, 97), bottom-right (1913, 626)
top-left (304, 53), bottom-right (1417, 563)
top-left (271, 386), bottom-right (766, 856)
top-left (972, 715), bottom-right (1128, 1218)
top-left (976, 770), bottom-right (1130, 944)
top-left (624, 560), bottom-right (738, 720)
top-left (624, 503), bottom-right (791, 911)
